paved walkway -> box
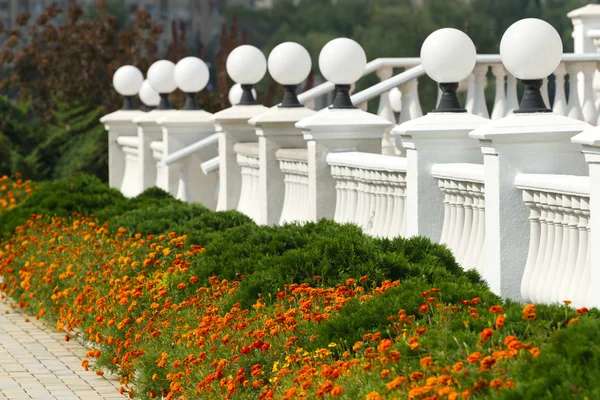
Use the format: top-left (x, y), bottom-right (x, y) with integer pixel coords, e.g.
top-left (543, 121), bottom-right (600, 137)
top-left (0, 298), bottom-right (125, 400)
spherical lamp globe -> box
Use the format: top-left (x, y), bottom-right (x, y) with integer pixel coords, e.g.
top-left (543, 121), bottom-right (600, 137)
top-left (113, 65), bottom-right (144, 96)
top-left (147, 60), bottom-right (177, 93)
top-left (228, 83), bottom-right (257, 107)
top-left (268, 42), bottom-right (311, 85)
top-left (420, 28), bottom-right (476, 83)
top-left (226, 45), bottom-right (267, 85)
top-left (174, 57), bottom-right (210, 93)
top-left (139, 80), bottom-right (160, 108)
top-left (389, 87), bottom-right (402, 113)
top-left (500, 18), bottom-right (562, 80)
top-left (318, 38), bottom-right (366, 85)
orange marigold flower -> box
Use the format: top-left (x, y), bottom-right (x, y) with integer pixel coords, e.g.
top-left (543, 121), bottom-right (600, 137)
top-left (386, 376), bottom-right (406, 390)
top-left (345, 278), bottom-right (356, 286)
top-left (522, 304), bottom-right (536, 314)
top-left (366, 392), bottom-right (382, 400)
top-left (331, 386), bottom-right (343, 396)
top-left (377, 339), bottom-right (393, 353)
top-left (410, 371), bottom-right (424, 381)
top-left (489, 305), bottom-right (503, 314)
top-left (452, 362), bottom-right (464, 372)
top-left (504, 381), bottom-right (516, 388)
top-left (495, 315), bottom-right (505, 329)
top-left (490, 378), bottom-right (502, 389)
top-left (415, 327), bottom-right (427, 336)
top-left (313, 276), bottom-right (322, 281)
top-left (420, 356), bottom-right (433, 368)
top-left (96, 370), bottom-right (104, 376)
top-left (471, 297), bottom-right (481, 304)
top-left (419, 304), bottom-right (429, 313)
top-left (480, 356), bottom-right (496, 370)
top-left (568, 317), bottom-right (580, 325)
top-left (576, 307), bottom-right (589, 315)
top-left (529, 347), bottom-right (540, 358)
top-left (479, 328), bottom-right (493, 342)
top-left (81, 359), bottom-right (89, 371)
top-left (467, 352), bottom-right (482, 363)
top-left (380, 369), bottom-right (390, 378)
top-left (177, 283), bottom-right (186, 290)
top-left (359, 275), bottom-right (369, 283)
top-left (563, 300), bottom-right (572, 305)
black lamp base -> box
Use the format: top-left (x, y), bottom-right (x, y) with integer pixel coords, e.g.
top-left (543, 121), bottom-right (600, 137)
top-left (330, 84), bottom-right (355, 109)
top-left (514, 79), bottom-right (551, 113)
top-left (431, 82), bottom-right (466, 113)
top-left (279, 85), bottom-right (303, 108)
top-left (121, 95), bottom-right (135, 110)
top-left (238, 84), bottom-right (257, 105)
top-left (182, 92), bottom-right (200, 110)
top-left (157, 93), bottom-right (172, 110)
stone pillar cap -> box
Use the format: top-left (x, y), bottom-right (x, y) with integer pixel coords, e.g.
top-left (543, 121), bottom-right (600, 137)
top-left (393, 112), bottom-right (489, 137)
top-left (133, 109), bottom-right (177, 125)
top-left (295, 107), bottom-right (392, 141)
top-left (213, 104), bottom-right (269, 123)
top-left (469, 112), bottom-right (591, 142)
top-left (249, 106), bottom-right (316, 127)
top-left (567, 4), bottom-right (600, 19)
top-left (100, 109), bottom-right (145, 124)
top-left (157, 110), bottom-right (214, 126)
top-left (572, 125), bottom-right (600, 146)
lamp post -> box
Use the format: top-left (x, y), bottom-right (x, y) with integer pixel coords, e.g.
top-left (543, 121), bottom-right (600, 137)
top-left (249, 41), bottom-right (316, 225)
top-left (133, 60), bottom-right (178, 192)
top-left (157, 57), bottom-right (218, 207)
top-left (296, 38), bottom-right (392, 222)
top-left (395, 28), bottom-right (488, 247)
top-left (470, 18), bottom-right (590, 302)
top-left (101, 65), bottom-right (145, 194)
top-left (214, 45), bottom-right (268, 211)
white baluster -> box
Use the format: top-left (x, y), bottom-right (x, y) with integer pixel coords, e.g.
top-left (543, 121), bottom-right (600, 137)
top-left (528, 192), bottom-right (549, 304)
top-left (521, 190), bottom-right (540, 303)
top-left (567, 63), bottom-right (585, 121)
top-left (400, 180), bottom-right (408, 237)
top-left (541, 77), bottom-right (550, 110)
top-left (457, 181), bottom-right (473, 264)
top-left (558, 195), bottom-right (581, 302)
top-left (490, 65), bottom-right (506, 120)
top-left (464, 183), bottom-right (480, 270)
top-left (465, 74), bottom-right (475, 113)
top-left (568, 197), bottom-right (589, 307)
top-left (175, 163), bottom-right (190, 202)
top-left (505, 73), bottom-right (519, 115)
top-left (541, 193), bottom-right (565, 303)
top-left (450, 182), bottom-right (466, 254)
top-left (582, 62), bottom-right (597, 126)
top-left (471, 64), bottom-right (490, 118)
top-left (553, 63), bottom-right (568, 116)
top-left (439, 180), bottom-right (451, 244)
top-left (376, 67), bottom-right (395, 123)
top-left (552, 195), bottom-right (573, 302)
top-left (446, 180), bottom-right (459, 248)
top-left (472, 184), bottom-right (486, 273)
top-left (535, 193), bottom-right (557, 303)
top-left (398, 78), bottom-right (423, 124)
top-left (346, 168), bottom-right (358, 223)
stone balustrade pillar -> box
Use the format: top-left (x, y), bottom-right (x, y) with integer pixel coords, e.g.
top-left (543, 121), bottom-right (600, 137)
top-left (249, 106), bottom-right (316, 225)
top-left (394, 113), bottom-right (488, 242)
top-left (296, 108), bottom-right (392, 222)
top-left (213, 104), bottom-right (268, 211)
top-left (470, 113), bottom-right (590, 300)
top-left (100, 109), bottom-right (145, 195)
top-left (158, 110), bottom-right (219, 208)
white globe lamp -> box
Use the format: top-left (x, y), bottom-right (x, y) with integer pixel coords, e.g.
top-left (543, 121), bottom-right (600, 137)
top-left (389, 87), bottom-right (402, 113)
top-left (226, 45), bottom-right (267, 105)
top-left (420, 28), bottom-right (476, 112)
top-left (268, 42), bottom-right (311, 107)
top-left (174, 57), bottom-right (210, 110)
top-left (113, 65), bottom-right (144, 110)
top-left (139, 80), bottom-right (160, 109)
top-left (147, 60), bottom-right (177, 109)
top-left (500, 18), bottom-right (562, 113)
top-left (318, 38), bottom-right (366, 108)
top-left (228, 83), bottom-right (257, 107)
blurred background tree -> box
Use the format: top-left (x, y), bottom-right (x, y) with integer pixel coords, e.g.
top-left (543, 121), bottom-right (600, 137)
top-left (0, 0), bottom-right (590, 181)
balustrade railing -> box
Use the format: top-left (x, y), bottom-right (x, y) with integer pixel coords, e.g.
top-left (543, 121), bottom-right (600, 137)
top-left (277, 148), bottom-right (310, 225)
top-left (516, 174), bottom-right (591, 307)
top-left (234, 143), bottom-right (261, 221)
top-left (115, 136), bottom-right (141, 198)
top-left (150, 140), bottom-right (166, 191)
top-left (327, 152), bottom-right (407, 238)
top-left (432, 164), bottom-right (486, 272)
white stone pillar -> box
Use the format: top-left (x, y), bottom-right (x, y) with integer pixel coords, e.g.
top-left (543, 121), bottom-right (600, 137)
top-left (394, 113), bottom-right (488, 242)
top-left (133, 110), bottom-right (176, 192)
top-left (158, 110), bottom-right (219, 208)
top-left (571, 126), bottom-right (600, 307)
top-left (249, 106), bottom-right (316, 225)
top-left (213, 105), bottom-right (268, 211)
top-left (296, 108), bottom-right (392, 222)
top-left (470, 113), bottom-right (590, 300)
top-left (100, 109), bottom-right (144, 194)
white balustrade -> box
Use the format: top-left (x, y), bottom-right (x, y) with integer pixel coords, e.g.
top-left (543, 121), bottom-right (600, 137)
top-left (553, 63), bottom-right (568, 115)
top-left (432, 163), bottom-right (485, 272)
top-left (327, 152), bottom-right (407, 238)
top-left (150, 140), bottom-right (167, 191)
top-left (115, 136), bottom-right (141, 198)
top-left (516, 174), bottom-right (590, 306)
top-left (277, 148), bottom-right (310, 225)
top-left (233, 143), bottom-right (261, 222)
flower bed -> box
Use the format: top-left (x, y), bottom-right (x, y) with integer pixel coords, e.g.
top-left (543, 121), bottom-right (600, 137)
top-left (1, 175), bottom-right (600, 399)
top-left (0, 173), bottom-right (35, 212)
